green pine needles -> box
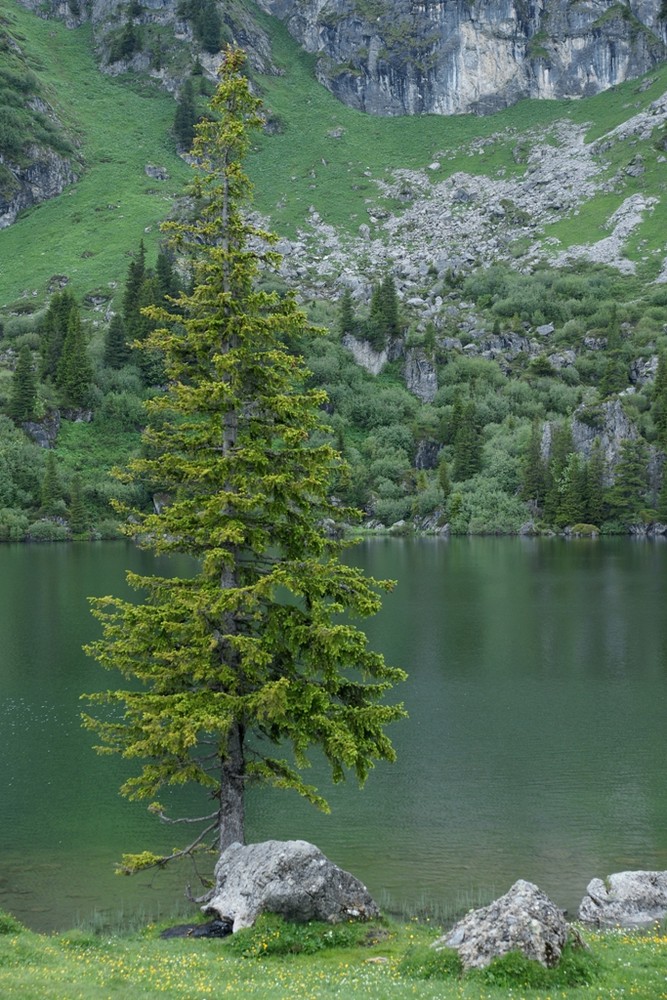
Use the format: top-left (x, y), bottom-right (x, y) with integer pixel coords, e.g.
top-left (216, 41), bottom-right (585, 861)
top-left (83, 47), bottom-right (406, 879)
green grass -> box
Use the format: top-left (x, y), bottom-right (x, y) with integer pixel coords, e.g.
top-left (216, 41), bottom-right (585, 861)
top-left (0, 0), bottom-right (189, 310)
top-left (0, 911), bottom-right (665, 1000)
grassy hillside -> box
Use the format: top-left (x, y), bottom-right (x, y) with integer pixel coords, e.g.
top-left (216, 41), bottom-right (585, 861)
top-left (1, 0), bottom-right (667, 310)
top-left (0, 0), bottom-right (189, 310)
top-left (0, 909), bottom-right (666, 1000)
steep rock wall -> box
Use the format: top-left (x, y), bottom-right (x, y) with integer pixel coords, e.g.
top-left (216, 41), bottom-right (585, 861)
top-left (0, 146), bottom-right (78, 230)
top-left (258, 0), bottom-right (667, 114)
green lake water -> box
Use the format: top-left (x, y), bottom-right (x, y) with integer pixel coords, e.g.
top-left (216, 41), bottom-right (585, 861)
top-left (1, 538), bottom-right (666, 932)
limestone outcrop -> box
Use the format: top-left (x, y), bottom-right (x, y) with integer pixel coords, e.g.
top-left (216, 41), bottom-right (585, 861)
top-left (258, 0), bottom-right (666, 116)
top-left (203, 839), bottom-right (380, 932)
top-left (579, 870), bottom-right (667, 927)
top-left (432, 879), bottom-right (569, 971)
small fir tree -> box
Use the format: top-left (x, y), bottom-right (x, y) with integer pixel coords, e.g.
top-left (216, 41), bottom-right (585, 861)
top-left (123, 241), bottom-right (147, 333)
top-left (197, 0), bottom-right (221, 53)
top-left (608, 438), bottom-right (650, 524)
top-left (84, 48), bottom-right (405, 876)
top-left (520, 419), bottom-right (547, 508)
top-left (653, 352), bottom-right (667, 446)
top-left (585, 439), bottom-right (607, 525)
top-left (68, 473), bottom-right (89, 535)
top-left (556, 452), bottom-right (588, 527)
top-left (452, 401), bottom-right (482, 481)
top-left (40, 290), bottom-right (78, 380)
top-left (103, 314), bottom-right (131, 369)
top-left (657, 465), bottom-right (667, 522)
top-left (40, 451), bottom-right (64, 517)
top-left (437, 454), bottom-right (451, 502)
top-left (174, 79), bottom-right (197, 151)
top-left (9, 345), bottom-right (38, 423)
top-left (338, 288), bottom-right (355, 337)
top-left (156, 249), bottom-right (179, 301)
top-left (56, 310), bottom-right (94, 408)
top-left (543, 422), bottom-right (574, 525)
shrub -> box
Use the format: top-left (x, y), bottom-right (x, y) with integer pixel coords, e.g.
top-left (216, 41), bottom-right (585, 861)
top-left (398, 944), bottom-right (462, 980)
top-left (224, 914), bottom-right (372, 958)
top-left (0, 507), bottom-right (29, 541)
top-left (25, 519), bottom-right (70, 542)
top-left (469, 942), bottom-right (599, 989)
top-left (0, 910), bottom-right (26, 935)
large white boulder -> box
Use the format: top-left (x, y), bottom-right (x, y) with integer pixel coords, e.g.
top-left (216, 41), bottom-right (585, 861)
top-left (203, 839), bottom-right (380, 932)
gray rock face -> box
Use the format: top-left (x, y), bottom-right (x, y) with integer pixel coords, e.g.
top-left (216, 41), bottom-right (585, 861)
top-left (579, 871), bottom-right (667, 927)
top-left (258, 0), bottom-right (665, 116)
top-left (0, 145), bottom-right (78, 230)
top-left (432, 880), bottom-right (569, 971)
top-left (203, 840), bottom-right (380, 932)
top-left (570, 399), bottom-right (639, 484)
top-left (404, 347), bottom-right (437, 402)
top-left (21, 411), bottom-right (61, 449)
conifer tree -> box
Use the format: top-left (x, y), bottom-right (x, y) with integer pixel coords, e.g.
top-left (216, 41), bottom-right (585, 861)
top-left (174, 79), bottom-right (197, 151)
top-left (585, 439), bottom-right (607, 525)
top-left (657, 465), bottom-right (667, 523)
top-left (40, 451), bottom-right (64, 516)
top-left (653, 352), bottom-right (667, 446)
top-left (68, 473), bottom-right (89, 535)
top-left (9, 344), bottom-right (38, 423)
top-left (84, 48), bottom-right (405, 876)
top-left (366, 273), bottom-right (399, 350)
top-left (520, 419), bottom-right (547, 508)
top-left (156, 249), bottom-right (179, 301)
top-left (103, 314), bottom-right (131, 369)
top-left (543, 422), bottom-right (573, 525)
top-left (608, 438), bottom-right (649, 524)
top-left (437, 454), bottom-right (451, 502)
top-left (338, 287), bottom-right (355, 337)
top-left (452, 402), bottom-right (482, 481)
top-left (40, 289), bottom-right (78, 380)
top-left (556, 452), bottom-right (587, 527)
top-left (123, 241), bottom-right (147, 335)
top-left (133, 275), bottom-right (165, 386)
top-left (56, 310), bottom-right (94, 408)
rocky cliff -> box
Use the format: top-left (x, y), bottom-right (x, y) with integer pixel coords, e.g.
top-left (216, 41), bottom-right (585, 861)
top-left (0, 23), bottom-right (79, 227)
top-left (258, 0), bottom-right (667, 114)
top-left (18, 0), bottom-right (276, 92)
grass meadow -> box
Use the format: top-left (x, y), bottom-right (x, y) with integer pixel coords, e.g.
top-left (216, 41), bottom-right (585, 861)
top-left (0, 909), bottom-right (666, 1000)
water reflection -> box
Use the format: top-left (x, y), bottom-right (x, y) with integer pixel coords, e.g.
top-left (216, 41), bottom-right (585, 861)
top-left (1, 538), bottom-right (666, 930)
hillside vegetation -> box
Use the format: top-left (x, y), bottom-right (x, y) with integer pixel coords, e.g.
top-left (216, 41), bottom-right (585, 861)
top-left (1, 0), bottom-right (667, 541)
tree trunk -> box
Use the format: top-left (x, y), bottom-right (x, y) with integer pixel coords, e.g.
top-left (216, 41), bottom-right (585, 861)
top-left (219, 721), bottom-right (245, 853)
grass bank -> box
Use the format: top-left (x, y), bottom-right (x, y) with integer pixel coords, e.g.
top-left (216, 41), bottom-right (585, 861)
top-left (0, 909), bottom-right (665, 999)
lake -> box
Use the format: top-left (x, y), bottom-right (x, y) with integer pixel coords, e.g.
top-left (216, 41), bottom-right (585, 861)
top-left (1, 537), bottom-right (666, 932)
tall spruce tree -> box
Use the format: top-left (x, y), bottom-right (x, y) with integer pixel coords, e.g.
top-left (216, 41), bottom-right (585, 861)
top-left (653, 352), bottom-right (667, 446)
top-left (9, 345), bottom-right (38, 423)
top-left (585, 439), bottom-right (607, 526)
top-left (68, 473), bottom-right (89, 535)
top-left (103, 314), bottom-right (131, 369)
top-left (56, 310), bottom-right (94, 408)
top-left (40, 290), bottom-right (78, 380)
top-left (174, 79), bottom-right (197, 151)
top-left (452, 401), bottom-right (482, 481)
top-left (520, 419), bottom-right (547, 508)
top-left (40, 451), bottom-right (64, 516)
top-left (608, 438), bottom-right (650, 524)
top-left (338, 287), bottom-right (355, 337)
top-left (84, 48), bottom-right (405, 876)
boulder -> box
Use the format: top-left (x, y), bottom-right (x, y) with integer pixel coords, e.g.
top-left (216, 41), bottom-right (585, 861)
top-left (579, 871), bottom-right (667, 927)
top-left (432, 880), bottom-right (568, 971)
top-left (203, 840), bottom-right (380, 932)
